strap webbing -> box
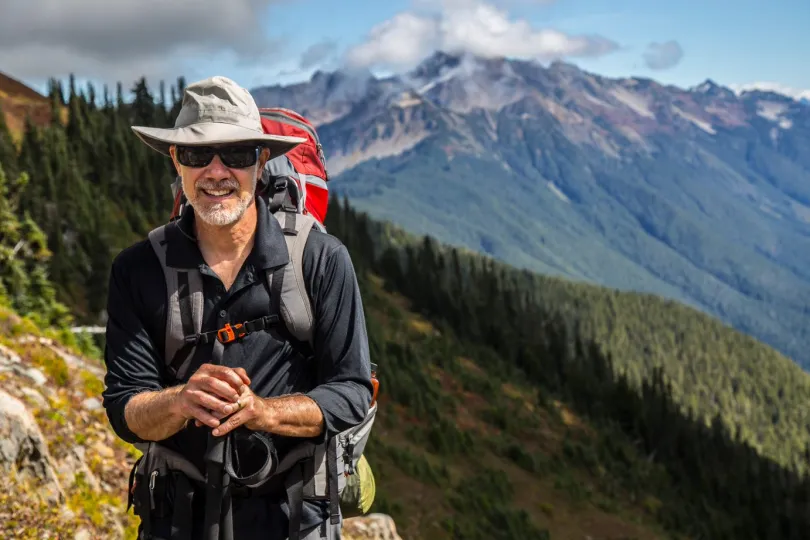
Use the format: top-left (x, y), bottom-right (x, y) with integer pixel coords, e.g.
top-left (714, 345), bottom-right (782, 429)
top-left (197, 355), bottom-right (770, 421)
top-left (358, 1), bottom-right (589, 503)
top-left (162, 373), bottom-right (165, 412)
top-left (327, 438), bottom-right (340, 525)
top-left (282, 211), bottom-right (298, 235)
top-left (170, 474), bottom-right (195, 540)
top-left (268, 177), bottom-right (289, 214)
top-left (203, 339), bottom-right (227, 540)
top-left (178, 272), bottom-right (195, 337)
top-left (286, 464), bottom-right (305, 540)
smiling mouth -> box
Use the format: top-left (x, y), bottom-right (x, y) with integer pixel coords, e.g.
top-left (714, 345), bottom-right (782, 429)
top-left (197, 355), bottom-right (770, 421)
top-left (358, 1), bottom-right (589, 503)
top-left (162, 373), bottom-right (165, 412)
top-left (200, 187), bottom-right (236, 198)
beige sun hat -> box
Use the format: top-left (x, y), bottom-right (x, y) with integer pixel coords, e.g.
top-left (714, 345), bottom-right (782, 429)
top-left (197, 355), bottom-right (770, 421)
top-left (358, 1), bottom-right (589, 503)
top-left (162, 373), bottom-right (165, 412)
top-left (131, 75), bottom-right (305, 159)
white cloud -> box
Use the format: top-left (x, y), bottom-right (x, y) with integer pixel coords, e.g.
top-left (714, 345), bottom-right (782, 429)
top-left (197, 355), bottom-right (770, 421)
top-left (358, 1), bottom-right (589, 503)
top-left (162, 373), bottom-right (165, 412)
top-left (346, 13), bottom-right (441, 70)
top-left (0, 0), bottom-right (290, 87)
top-left (345, 0), bottom-right (618, 71)
top-left (642, 40), bottom-right (684, 70)
top-left (729, 82), bottom-right (810, 102)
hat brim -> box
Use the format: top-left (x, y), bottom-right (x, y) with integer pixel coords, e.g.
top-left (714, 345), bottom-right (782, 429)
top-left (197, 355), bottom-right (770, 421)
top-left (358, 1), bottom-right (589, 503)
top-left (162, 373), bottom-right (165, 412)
top-left (131, 122), bottom-right (306, 160)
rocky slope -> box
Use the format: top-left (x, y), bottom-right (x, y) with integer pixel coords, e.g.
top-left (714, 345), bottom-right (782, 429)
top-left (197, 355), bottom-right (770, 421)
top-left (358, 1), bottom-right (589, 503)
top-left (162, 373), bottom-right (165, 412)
top-left (252, 51), bottom-right (810, 371)
top-left (0, 72), bottom-right (54, 140)
top-left (0, 307), bottom-right (400, 540)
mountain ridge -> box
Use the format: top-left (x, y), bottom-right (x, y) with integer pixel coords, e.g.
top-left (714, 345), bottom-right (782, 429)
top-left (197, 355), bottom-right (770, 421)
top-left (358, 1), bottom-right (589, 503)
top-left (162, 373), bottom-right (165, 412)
top-left (251, 51), bottom-right (810, 370)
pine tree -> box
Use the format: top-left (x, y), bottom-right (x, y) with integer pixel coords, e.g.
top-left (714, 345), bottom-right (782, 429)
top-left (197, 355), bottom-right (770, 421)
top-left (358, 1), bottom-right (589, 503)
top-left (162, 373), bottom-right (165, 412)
top-left (0, 163), bottom-right (70, 327)
top-left (0, 106), bottom-right (18, 181)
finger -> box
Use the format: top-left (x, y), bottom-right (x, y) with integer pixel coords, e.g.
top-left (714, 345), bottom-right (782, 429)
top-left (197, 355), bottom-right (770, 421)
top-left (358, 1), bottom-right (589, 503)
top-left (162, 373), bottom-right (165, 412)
top-left (233, 367), bottom-right (251, 386)
top-left (206, 365), bottom-right (250, 393)
top-left (197, 376), bottom-right (241, 402)
top-left (188, 405), bottom-right (221, 429)
top-left (212, 405), bottom-right (249, 437)
top-left (190, 388), bottom-right (239, 416)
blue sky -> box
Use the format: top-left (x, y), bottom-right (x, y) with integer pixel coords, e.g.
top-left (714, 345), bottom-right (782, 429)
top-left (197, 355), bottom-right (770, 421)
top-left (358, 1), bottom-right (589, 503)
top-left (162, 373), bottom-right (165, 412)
top-left (254, 0), bottom-right (810, 91)
top-left (3, 0), bottom-right (808, 98)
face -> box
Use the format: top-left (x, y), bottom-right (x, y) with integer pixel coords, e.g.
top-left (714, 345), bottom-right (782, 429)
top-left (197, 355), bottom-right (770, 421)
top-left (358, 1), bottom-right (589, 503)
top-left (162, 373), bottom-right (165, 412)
top-left (169, 144), bottom-right (271, 226)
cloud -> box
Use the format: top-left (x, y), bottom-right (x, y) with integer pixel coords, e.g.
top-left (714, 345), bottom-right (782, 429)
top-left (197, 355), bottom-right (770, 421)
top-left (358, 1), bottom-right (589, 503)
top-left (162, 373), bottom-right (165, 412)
top-left (0, 0), bottom-right (289, 87)
top-left (345, 0), bottom-right (619, 71)
top-left (729, 82), bottom-right (810, 102)
top-left (642, 40), bottom-right (684, 70)
top-left (346, 13), bottom-right (441, 70)
top-left (300, 41), bottom-right (339, 69)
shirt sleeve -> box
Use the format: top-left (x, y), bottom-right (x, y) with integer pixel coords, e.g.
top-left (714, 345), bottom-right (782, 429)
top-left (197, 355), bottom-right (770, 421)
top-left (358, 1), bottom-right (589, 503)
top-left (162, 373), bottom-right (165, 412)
top-left (304, 240), bottom-right (374, 439)
top-left (101, 250), bottom-right (166, 444)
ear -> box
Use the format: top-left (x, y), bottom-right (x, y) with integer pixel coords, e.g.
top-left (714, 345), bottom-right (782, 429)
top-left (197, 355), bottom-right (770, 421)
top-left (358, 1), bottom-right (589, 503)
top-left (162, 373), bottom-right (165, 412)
top-left (256, 147), bottom-right (271, 179)
top-left (168, 145), bottom-right (181, 175)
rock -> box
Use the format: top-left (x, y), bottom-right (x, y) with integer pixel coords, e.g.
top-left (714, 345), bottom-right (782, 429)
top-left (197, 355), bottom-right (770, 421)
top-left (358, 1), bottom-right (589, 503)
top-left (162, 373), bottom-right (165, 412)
top-left (82, 397), bottom-right (102, 411)
top-left (0, 343), bottom-right (21, 365)
top-left (20, 366), bottom-right (47, 386)
top-left (19, 388), bottom-right (48, 410)
top-left (56, 445), bottom-right (101, 493)
top-left (342, 514), bottom-right (402, 540)
top-left (0, 389), bottom-right (64, 503)
top-left (60, 506), bottom-right (76, 522)
top-left (92, 440), bottom-right (115, 459)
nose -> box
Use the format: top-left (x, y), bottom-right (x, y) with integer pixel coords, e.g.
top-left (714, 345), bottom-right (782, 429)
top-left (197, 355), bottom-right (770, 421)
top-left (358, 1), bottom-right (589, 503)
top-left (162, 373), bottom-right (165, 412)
top-left (205, 154), bottom-right (231, 180)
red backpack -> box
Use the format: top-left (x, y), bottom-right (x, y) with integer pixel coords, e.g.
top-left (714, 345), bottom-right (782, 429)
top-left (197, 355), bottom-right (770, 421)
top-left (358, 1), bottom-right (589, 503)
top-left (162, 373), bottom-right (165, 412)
top-left (168, 107), bottom-right (330, 226)
top-left (259, 108), bottom-right (330, 226)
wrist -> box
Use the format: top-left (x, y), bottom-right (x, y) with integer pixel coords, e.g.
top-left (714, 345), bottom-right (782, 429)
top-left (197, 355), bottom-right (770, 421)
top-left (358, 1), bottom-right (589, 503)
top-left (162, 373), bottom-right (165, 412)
top-left (258, 397), bottom-right (279, 432)
top-left (167, 385), bottom-right (186, 420)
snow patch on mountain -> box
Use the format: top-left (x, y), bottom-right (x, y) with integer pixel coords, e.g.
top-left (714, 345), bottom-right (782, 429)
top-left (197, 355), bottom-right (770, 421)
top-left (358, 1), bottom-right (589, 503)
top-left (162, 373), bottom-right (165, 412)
top-left (673, 107), bottom-right (716, 134)
top-left (757, 101), bottom-right (789, 122)
top-left (547, 182), bottom-right (571, 203)
top-left (610, 87), bottom-right (655, 119)
top-left (327, 123), bottom-right (431, 176)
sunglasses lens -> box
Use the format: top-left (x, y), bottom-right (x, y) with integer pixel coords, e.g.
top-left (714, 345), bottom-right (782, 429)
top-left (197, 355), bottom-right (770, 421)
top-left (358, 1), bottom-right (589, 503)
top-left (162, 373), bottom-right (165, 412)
top-left (177, 146), bottom-right (215, 168)
top-left (219, 146), bottom-right (258, 168)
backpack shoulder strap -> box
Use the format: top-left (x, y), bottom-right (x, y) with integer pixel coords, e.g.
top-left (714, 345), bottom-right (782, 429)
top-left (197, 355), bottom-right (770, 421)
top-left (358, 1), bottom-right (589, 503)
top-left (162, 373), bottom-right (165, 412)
top-left (148, 223), bottom-right (205, 380)
top-left (269, 210), bottom-right (317, 347)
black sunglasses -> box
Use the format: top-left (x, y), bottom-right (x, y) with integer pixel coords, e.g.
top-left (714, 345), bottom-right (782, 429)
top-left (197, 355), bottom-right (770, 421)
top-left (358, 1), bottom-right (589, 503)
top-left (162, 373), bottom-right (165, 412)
top-left (175, 145), bottom-right (260, 169)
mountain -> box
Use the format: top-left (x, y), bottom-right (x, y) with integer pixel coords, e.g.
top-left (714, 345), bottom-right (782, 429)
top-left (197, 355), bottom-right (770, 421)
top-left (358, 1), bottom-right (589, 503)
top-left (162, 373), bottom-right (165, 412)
top-left (0, 73), bottom-right (56, 140)
top-left (252, 52), bottom-right (810, 371)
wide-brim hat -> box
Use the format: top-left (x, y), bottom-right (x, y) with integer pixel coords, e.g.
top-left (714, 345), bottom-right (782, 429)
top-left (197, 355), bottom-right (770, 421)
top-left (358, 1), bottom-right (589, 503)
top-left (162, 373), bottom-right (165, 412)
top-left (131, 75), bottom-right (305, 160)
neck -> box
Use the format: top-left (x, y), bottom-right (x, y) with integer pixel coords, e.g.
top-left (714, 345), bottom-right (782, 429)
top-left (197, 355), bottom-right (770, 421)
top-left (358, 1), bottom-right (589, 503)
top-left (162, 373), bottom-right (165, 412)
top-left (194, 201), bottom-right (258, 262)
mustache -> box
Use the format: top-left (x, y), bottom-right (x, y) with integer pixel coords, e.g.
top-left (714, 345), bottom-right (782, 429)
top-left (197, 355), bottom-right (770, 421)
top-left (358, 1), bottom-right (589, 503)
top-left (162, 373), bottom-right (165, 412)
top-left (196, 178), bottom-right (240, 191)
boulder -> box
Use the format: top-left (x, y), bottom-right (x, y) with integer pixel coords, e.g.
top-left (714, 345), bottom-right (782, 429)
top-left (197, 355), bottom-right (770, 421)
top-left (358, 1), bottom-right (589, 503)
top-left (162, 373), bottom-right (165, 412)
top-left (342, 514), bottom-right (403, 540)
top-left (0, 389), bottom-right (64, 503)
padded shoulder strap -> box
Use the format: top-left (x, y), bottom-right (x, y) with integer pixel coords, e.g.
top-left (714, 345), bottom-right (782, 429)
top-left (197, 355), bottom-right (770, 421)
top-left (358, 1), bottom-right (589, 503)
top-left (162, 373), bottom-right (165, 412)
top-left (148, 223), bottom-right (205, 380)
top-left (269, 211), bottom-right (317, 346)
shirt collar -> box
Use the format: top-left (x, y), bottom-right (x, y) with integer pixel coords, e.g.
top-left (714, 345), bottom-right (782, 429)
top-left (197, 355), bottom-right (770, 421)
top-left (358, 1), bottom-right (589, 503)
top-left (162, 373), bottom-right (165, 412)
top-left (164, 195), bottom-right (290, 271)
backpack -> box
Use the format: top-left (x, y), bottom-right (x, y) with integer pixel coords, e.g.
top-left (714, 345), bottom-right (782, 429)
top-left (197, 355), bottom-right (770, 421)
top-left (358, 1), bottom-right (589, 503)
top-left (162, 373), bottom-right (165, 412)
top-left (129, 110), bottom-right (378, 540)
top-left (258, 107), bottom-right (330, 226)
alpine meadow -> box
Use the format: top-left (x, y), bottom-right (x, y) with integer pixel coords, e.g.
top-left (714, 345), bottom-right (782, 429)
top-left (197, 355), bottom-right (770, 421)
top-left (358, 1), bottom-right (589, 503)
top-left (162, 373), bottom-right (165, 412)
top-left (1, 60), bottom-right (810, 539)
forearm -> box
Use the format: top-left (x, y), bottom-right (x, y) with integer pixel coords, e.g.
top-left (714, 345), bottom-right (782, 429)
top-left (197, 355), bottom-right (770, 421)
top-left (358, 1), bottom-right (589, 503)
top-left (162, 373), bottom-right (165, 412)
top-left (124, 386), bottom-right (187, 442)
top-left (260, 393), bottom-right (325, 438)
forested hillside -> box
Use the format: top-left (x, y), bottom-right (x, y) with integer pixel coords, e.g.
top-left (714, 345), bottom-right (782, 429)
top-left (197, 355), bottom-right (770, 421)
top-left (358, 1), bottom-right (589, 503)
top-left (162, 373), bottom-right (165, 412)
top-left (1, 73), bottom-right (809, 539)
top-left (325, 201), bottom-right (810, 539)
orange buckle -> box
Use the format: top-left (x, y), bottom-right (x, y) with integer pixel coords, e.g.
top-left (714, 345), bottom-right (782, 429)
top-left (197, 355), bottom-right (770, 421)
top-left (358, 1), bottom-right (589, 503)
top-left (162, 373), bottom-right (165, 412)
top-left (217, 323), bottom-right (246, 344)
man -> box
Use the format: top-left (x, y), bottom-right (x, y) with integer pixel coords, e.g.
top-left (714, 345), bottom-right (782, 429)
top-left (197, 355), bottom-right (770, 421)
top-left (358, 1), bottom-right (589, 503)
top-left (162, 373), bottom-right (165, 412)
top-left (102, 76), bottom-right (373, 539)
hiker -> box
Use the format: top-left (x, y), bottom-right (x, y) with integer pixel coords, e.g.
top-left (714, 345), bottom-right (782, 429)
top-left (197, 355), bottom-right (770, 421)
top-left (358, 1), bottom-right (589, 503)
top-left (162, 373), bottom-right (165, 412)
top-left (101, 76), bottom-right (374, 540)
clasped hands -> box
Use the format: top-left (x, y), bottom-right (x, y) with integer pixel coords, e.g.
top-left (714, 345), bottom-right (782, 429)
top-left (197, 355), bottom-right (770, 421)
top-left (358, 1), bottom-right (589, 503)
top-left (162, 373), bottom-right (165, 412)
top-left (170, 363), bottom-right (271, 437)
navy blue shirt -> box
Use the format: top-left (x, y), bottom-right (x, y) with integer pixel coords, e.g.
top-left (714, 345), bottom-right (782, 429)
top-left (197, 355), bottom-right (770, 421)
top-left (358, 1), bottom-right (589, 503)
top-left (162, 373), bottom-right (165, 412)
top-left (101, 195), bottom-right (373, 536)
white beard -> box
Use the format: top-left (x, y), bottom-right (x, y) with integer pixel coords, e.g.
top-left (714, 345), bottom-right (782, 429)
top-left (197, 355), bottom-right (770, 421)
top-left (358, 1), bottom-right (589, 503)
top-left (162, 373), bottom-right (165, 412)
top-left (185, 164), bottom-right (258, 226)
